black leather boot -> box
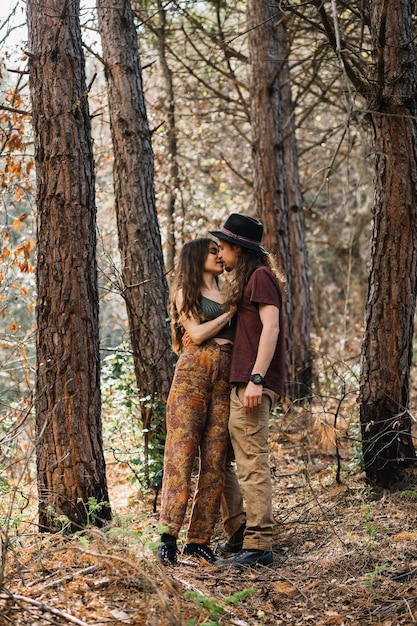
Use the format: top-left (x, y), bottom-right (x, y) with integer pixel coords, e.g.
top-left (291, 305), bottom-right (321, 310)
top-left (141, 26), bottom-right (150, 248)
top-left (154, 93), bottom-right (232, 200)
top-left (218, 522), bottom-right (246, 554)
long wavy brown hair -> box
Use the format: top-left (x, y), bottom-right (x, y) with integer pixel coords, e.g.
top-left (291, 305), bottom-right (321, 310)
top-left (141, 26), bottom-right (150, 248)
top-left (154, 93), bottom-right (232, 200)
top-left (170, 238), bottom-right (220, 353)
top-left (226, 246), bottom-right (286, 311)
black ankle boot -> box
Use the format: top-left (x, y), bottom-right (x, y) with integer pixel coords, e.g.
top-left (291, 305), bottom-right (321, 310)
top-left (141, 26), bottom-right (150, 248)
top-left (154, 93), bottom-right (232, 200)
top-left (157, 533), bottom-right (178, 565)
top-left (218, 522), bottom-right (246, 554)
top-left (183, 543), bottom-right (218, 564)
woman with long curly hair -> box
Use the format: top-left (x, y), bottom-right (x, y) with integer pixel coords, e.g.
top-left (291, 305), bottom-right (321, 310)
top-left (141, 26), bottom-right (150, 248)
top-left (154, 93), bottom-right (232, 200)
top-left (158, 238), bottom-right (236, 565)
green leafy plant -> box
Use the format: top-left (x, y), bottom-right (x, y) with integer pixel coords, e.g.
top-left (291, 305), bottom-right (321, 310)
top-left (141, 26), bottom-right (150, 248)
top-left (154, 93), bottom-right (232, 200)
top-left (362, 562), bottom-right (389, 586)
top-left (101, 345), bottom-right (166, 505)
top-left (43, 506), bottom-right (72, 534)
top-left (362, 505), bottom-right (377, 551)
top-left (185, 591), bottom-right (226, 625)
top-left (400, 489), bottom-right (417, 501)
top-left (131, 396), bottom-right (166, 496)
top-left (224, 589), bottom-right (257, 606)
top-left (77, 496), bottom-right (110, 529)
top-left (185, 588), bottom-right (256, 625)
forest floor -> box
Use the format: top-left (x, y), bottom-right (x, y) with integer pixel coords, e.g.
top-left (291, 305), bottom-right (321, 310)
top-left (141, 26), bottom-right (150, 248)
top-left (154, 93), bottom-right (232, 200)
top-left (3, 406), bottom-right (417, 625)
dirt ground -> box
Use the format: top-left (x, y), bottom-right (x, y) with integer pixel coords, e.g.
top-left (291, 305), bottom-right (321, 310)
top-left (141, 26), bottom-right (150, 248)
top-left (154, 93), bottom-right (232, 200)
top-left (3, 408), bottom-right (417, 625)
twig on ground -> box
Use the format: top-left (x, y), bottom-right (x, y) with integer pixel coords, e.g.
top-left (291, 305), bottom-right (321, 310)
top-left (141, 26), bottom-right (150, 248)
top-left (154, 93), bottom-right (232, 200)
top-left (0, 591), bottom-right (89, 626)
top-left (404, 597), bottom-right (416, 623)
top-left (40, 565), bottom-right (98, 590)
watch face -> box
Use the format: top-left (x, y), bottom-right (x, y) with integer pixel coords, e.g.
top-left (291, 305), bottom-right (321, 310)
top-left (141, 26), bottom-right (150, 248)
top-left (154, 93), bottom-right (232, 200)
top-left (251, 374), bottom-right (264, 384)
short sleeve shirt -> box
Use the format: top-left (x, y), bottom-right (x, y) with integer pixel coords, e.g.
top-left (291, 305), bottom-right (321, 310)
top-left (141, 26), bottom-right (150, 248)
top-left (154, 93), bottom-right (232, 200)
top-left (230, 266), bottom-right (286, 397)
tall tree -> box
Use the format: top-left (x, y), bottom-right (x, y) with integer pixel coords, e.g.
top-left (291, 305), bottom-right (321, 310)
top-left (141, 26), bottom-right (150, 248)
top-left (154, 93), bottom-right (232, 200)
top-left (152, 0), bottom-right (180, 277)
top-left (97, 0), bottom-right (174, 487)
top-left (97, 0), bottom-right (173, 402)
top-left (278, 11), bottom-right (312, 399)
top-left (27, 0), bottom-right (111, 530)
top-left (246, 0), bottom-right (294, 386)
top-left (305, 0), bottom-right (417, 485)
top-left (359, 0), bottom-right (417, 485)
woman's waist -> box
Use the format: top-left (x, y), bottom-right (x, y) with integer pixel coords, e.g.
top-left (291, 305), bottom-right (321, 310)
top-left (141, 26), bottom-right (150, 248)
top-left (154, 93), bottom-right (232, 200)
top-left (182, 338), bottom-right (233, 352)
top-left (208, 338), bottom-right (233, 351)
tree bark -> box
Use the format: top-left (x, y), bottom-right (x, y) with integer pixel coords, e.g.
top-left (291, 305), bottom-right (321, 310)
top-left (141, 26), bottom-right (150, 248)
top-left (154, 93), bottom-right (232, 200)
top-left (27, 0), bottom-right (111, 530)
top-left (278, 13), bottom-right (312, 400)
top-left (97, 0), bottom-right (174, 404)
top-left (360, 0), bottom-right (417, 485)
top-left (247, 0), bottom-right (294, 387)
top-left (154, 0), bottom-right (179, 279)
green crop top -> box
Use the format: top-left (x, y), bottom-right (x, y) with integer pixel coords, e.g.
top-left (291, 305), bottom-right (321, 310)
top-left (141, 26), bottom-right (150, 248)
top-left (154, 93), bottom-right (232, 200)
top-left (200, 296), bottom-right (236, 342)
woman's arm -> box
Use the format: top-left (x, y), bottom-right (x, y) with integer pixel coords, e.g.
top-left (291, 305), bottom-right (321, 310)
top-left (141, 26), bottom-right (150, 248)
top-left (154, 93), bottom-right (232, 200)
top-left (177, 290), bottom-right (234, 345)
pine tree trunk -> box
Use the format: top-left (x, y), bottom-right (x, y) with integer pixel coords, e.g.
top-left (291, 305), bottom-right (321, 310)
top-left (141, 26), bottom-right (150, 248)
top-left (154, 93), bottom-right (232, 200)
top-left (247, 0), bottom-right (294, 387)
top-left (97, 0), bottom-right (174, 403)
top-left (27, 0), bottom-right (111, 530)
top-left (360, 0), bottom-right (417, 486)
top-left (278, 13), bottom-right (312, 400)
top-left (154, 0), bottom-right (179, 279)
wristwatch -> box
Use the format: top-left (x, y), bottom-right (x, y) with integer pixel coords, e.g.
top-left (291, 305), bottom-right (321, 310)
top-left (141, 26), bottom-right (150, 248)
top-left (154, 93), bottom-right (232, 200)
top-left (249, 373), bottom-right (265, 385)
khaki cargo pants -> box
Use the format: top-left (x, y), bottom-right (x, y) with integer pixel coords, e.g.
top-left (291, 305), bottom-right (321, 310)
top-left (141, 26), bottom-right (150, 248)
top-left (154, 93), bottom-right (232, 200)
top-left (221, 384), bottom-right (278, 551)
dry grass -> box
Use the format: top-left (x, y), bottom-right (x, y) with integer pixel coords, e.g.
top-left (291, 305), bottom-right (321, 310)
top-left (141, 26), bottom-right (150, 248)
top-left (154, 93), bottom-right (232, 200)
top-left (3, 406), bottom-right (417, 625)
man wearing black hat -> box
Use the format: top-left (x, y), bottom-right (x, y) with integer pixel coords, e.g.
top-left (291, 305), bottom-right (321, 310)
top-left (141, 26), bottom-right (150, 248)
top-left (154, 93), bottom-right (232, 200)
top-left (210, 213), bottom-right (286, 567)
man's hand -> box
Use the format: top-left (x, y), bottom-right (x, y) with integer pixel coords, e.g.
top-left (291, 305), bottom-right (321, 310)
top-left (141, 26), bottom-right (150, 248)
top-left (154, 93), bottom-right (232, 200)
top-left (182, 331), bottom-right (194, 348)
top-left (244, 381), bottom-right (263, 411)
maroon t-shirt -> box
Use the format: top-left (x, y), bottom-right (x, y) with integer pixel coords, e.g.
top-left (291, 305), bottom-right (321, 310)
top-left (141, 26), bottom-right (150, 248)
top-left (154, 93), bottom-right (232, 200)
top-left (230, 266), bottom-right (286, 397)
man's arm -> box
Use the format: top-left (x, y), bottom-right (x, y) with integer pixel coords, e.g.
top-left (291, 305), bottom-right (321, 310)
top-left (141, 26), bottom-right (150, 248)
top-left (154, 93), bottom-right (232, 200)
top-left (244, 303), bottom-right (279, 411)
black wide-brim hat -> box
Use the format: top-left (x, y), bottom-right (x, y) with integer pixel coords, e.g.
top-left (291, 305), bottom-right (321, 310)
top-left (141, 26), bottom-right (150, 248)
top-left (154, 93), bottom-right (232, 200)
top-left (209, 213), bottom-right (268, 255)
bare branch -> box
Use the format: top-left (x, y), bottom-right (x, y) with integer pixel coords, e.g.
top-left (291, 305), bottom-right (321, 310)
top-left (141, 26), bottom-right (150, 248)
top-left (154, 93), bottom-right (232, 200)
top-left (0, 104), bottom-right (31, 116)
top-left (311, 0), bottom-right (370, 96)
top-left (70, 72), bottom-right (97, 114)
top-left (50, 0), bottom-right (69, 58)
top-left (82, 41), bottom-right (104, 65)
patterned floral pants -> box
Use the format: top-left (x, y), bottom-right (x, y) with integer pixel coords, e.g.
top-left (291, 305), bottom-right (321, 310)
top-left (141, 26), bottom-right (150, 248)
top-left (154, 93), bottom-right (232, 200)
top-left (159, 340), bottom-right (232, 545)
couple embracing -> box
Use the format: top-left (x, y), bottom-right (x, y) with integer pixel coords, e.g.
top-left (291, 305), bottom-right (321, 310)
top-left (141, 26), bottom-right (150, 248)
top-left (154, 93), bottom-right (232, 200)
top-left (157, 213), bottom-right (286, 568)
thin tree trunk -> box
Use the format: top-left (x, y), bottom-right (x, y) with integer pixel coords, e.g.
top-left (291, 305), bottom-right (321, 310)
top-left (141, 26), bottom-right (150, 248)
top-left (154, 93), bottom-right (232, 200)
top-left (278, 12), bottom-right (312, 400)
top-left (154, 0), bottom-right (179, 278)
top-left (27, 0), bottom-right (111, 530)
